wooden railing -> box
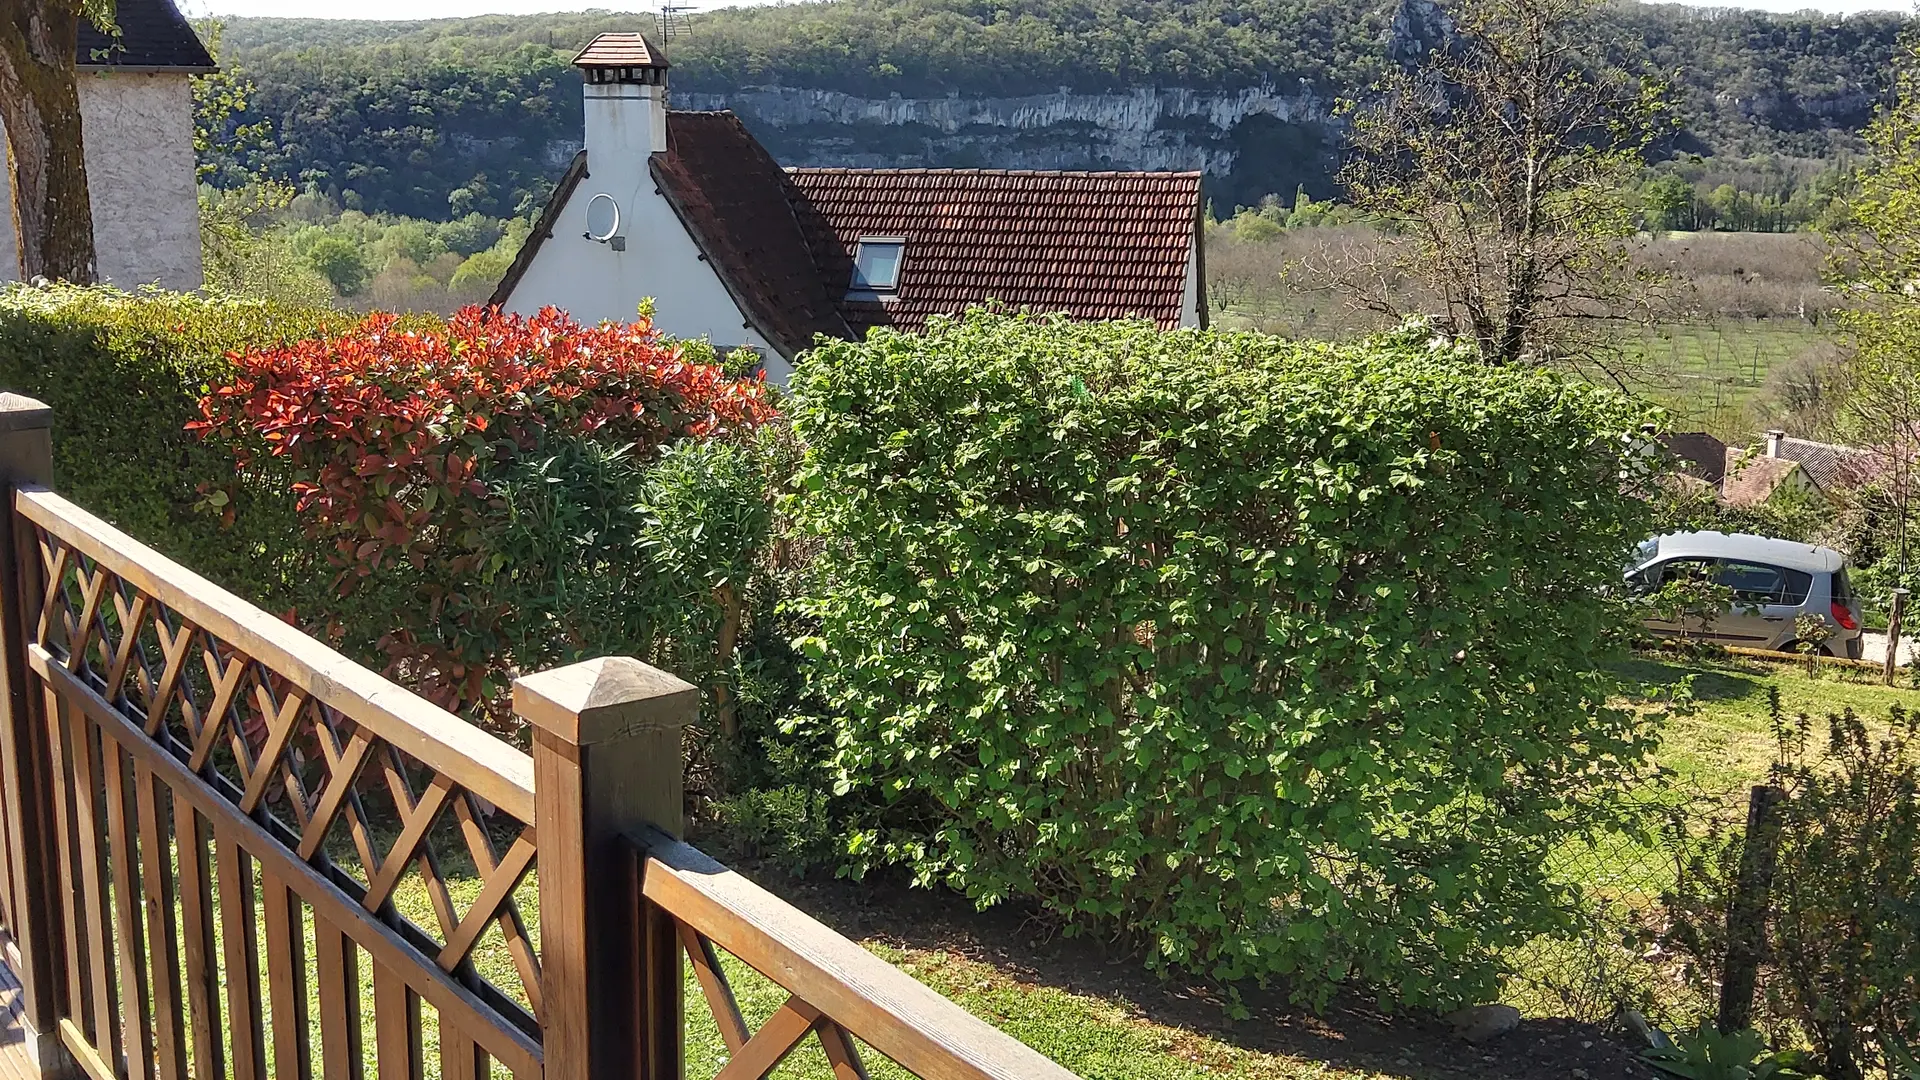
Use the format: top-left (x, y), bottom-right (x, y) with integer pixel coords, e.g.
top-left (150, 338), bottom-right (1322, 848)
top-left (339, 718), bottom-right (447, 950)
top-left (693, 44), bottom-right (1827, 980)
top-left (0, 393), bottom-right (1076, 1080)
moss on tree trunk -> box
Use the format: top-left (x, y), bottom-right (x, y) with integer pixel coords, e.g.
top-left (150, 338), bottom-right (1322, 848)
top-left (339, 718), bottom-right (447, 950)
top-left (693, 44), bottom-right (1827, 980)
top-left (0, 2), bottom-right (97, 284)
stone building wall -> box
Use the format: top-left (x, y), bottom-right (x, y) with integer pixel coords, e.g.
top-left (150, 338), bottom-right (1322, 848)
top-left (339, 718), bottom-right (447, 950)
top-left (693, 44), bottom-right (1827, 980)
top-left (1, 70), bottom-right (204, 291)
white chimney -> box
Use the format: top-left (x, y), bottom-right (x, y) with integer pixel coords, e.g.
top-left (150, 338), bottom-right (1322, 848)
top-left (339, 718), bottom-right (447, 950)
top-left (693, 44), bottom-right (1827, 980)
top-left (576, 33), bottom-right (670, 158)
top-left (1766, 429), bottom-right (1786, 458)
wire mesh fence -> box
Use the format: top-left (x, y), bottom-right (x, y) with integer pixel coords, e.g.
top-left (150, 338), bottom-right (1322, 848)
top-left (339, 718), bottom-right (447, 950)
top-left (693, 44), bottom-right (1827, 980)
top-left (1502, 783), bottom-right (1740, 1029)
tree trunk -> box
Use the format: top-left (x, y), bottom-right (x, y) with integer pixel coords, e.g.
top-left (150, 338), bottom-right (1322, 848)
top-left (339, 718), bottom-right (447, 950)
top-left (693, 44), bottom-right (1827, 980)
top-left (0, 2), bottom-right (97, 284)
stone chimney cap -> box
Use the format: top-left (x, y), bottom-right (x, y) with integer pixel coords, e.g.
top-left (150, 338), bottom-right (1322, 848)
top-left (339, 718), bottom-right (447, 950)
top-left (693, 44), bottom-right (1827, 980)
top-left (574, 32), bottom-right (670, 70)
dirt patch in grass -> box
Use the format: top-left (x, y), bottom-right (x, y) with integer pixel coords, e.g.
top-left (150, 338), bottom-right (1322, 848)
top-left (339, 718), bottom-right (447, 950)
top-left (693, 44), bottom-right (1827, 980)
top-left (695, 839), bottom-right (1661, 1080)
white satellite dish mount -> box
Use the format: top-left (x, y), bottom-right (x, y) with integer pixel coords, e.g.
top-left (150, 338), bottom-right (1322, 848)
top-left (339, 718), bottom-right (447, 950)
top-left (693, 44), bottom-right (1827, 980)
top-left (584, 192), bottom-right (625, 251)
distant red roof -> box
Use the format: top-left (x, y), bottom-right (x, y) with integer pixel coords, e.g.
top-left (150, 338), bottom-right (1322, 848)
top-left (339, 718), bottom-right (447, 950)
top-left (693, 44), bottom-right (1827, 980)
top-left (573, 32), bottom-right (668, 69)
top-left (650, 113), bottom-right (851, 357)
top-left (786, 168), bottom-right (1204, 335)
top-left (493, 110), bottom-right (1204, 359)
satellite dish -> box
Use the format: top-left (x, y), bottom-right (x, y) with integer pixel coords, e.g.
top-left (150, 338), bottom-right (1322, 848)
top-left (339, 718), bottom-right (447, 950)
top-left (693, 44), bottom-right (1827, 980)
top-left (583, 193), bottom-right (623, 248)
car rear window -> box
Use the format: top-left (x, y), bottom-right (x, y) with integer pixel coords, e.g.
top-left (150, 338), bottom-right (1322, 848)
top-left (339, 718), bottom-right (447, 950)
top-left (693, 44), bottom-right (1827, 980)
top-left (1715, 560), bottom-right (1813, 605)
top-left (1834, 567), bottom-right (1854, 603)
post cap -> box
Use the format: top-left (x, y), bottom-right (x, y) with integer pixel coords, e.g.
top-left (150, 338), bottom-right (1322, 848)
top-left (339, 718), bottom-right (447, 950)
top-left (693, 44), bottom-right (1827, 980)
top-left (0, 393), bottom-right (52, 432)
top-left (513, 656), bottom-right (698, 746)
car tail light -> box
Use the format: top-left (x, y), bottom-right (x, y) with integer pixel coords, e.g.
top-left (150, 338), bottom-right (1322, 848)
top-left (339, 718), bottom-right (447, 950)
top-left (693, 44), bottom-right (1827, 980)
top-left (1832, 600), bottom-right (1859, 631)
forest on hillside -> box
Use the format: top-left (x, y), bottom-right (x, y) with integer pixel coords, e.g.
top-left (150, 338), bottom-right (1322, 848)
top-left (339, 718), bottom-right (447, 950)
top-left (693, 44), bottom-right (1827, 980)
top-left (209, 0), bottom-right (1911, 222)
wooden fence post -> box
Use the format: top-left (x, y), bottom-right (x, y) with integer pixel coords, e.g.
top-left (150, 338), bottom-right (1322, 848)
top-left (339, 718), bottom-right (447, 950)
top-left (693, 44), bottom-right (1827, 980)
top-left (517, 657), bottom-right (698, 1080)
top-left (0, 392), bottom-right (71, 1074)
top-left (1718, 783), bottom-right (1786, 1034)
top-left (1884, 588), bottom-right (1908, 687)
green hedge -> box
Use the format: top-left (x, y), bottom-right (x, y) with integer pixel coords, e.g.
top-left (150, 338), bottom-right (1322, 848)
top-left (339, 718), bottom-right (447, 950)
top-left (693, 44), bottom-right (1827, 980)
top-left (788, 312), bottom-right (1662, 1010)
top-left (0, 285), bottom-right (344, 610)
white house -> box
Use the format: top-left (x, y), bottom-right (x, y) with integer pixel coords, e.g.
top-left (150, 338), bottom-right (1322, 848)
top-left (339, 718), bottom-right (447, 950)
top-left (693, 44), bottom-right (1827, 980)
top-left (490, 33), bottom-right (1208, 381)
top-left (1, 0), bottom-right (211, 291)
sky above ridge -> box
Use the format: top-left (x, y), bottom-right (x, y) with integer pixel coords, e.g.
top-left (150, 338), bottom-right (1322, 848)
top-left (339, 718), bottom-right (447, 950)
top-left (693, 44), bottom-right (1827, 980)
top-left (182, 0), bottom-right (1914, 20)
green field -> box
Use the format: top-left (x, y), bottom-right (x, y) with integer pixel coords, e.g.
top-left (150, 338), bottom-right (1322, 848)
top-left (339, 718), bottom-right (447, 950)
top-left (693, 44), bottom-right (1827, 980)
top-left (1621, 321), bottom-right (1827, 440)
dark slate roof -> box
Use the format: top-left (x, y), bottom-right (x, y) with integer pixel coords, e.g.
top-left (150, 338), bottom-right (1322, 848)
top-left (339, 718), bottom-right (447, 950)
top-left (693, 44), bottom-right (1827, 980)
top-left (1660, 431), bottom-right (1728, 485)
top-left (1771, 436), bottom-right (1884, 492)
top-left (486, 150), bottom-right (590, 313)
top-left (76, 0), bottom-right (215, 72)
top-left (784, 167), bottom-right (1204, 335)
top-left (649, 112), bottom-right (851, 357)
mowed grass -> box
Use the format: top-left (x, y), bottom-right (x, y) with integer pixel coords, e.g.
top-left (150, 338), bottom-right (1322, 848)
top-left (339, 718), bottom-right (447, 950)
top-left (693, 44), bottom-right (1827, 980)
top-left (1621, 653), bottom-right (1920, 799)
top-left (92, 653), bottom-right (1912, 1080)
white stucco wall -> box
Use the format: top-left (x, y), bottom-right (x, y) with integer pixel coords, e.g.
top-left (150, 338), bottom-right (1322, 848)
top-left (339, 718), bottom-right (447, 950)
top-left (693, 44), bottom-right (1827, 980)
top-left (0, 71), bottom-right (203, 290)
top-left (502, 86), bottom-right (785, 379)
top-left (1180, 242), bottom-right (1202, 328)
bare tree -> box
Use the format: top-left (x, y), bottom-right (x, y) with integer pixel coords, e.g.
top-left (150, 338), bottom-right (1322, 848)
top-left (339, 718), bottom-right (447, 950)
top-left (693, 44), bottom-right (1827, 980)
top-left (1334, 0), bottom-right (1669, 368)
top-left (1, 1), bottom-right (114, 283)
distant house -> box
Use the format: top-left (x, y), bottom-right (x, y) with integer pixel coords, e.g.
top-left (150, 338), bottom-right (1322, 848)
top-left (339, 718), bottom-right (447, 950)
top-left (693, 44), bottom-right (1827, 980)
top-left (1659, 431), bottom-right (1728, 486)
top-left (1720, 430), bottom-right (1883, 508)
top-left (0, 0), bottom-right (212, 291)
top-left (490, 33), bottom-right (1208, 381)
top-left (0, 0), bottom-right (212, 290)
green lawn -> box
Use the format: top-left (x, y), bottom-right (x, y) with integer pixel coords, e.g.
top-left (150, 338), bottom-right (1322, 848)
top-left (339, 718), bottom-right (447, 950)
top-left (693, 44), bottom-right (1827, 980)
top-left (112, 652), bottom-right (1914, 1080)
top-left (1210, 299), bottom-right (1828, 443)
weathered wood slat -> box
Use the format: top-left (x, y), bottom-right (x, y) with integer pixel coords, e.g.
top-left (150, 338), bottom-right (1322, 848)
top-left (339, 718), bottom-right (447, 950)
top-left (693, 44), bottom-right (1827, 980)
top-left (374, 961), bottom-right (423, 1080)
top-left (216, 824), bottom-right (268, 1080)
top-left (713, 996), bottom-right (820, 1080)
top-left (17, 489), bottom-right (537, 823)
top-left (819, 1020), bottom-right (873, 1080)
top-left (102, 734), bottom-right (156, 1077)
top-left (682, 921), bottom-right (751, 1053)
top-left (441, 1028), bottom-right (487, 1080)
top-left (64, 705), bottom-right (121, 1065)
top-left (262, 867), bottom-right (313, 1080)
top-left (42, 686), bottom-right (89, 1028)
top-left (173, 797), bottom-right (225, 1080)
top-left (36, 649), bottom-right (544, 1079)
top-left (133, 760), bottom-right (188, 1080)
top-left (314, 913), bottom-right (363, 1080)
top-left (643, 835), bottom-right (1081, 1080)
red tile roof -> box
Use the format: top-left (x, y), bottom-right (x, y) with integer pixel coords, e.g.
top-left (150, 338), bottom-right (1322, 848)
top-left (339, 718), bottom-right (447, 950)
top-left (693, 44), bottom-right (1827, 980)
top-left (784, 168), bottom-right (1204, 334)
top-left (1721, 453), bottom-right (1802, 508)
top-left (650, 113), bottom-right (852, 356)
top-left (574, 32), bottom-right (668, 69)
top-left (490, 110), bottom-right (1205, 359)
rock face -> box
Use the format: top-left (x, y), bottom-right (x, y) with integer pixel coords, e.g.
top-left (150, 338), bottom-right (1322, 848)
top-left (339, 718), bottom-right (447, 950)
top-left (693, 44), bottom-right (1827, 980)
top-left (662, 82), bottom-right (1337, 208)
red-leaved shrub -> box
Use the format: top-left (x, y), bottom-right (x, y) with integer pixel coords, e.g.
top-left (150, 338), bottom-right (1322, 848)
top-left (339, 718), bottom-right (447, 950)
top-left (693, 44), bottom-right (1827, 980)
top-left (192, 305), bottom-right (777, 715)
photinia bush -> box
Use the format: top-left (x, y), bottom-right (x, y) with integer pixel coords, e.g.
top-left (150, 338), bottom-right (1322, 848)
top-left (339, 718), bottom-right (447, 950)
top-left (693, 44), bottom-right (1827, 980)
top-left (193, 305), bottom-right (777, 717)
top-left (787, 311), bottom-right (1663, 1011)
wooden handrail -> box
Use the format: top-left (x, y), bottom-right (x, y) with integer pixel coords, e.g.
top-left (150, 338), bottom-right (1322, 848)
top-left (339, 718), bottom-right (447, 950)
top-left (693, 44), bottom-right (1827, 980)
top-left (15, 486), bottom-right (536, 822)
top-left (641, 833), bottom-right (1081, 1080)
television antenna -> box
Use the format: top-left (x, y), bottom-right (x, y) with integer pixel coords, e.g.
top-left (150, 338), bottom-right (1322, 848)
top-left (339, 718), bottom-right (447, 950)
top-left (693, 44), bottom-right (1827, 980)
top-left (659, 1), bottom-right (697, 43)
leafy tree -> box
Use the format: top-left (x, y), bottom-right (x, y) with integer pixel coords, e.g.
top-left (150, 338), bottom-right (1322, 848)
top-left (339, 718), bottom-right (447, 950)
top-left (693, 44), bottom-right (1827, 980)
top-left (304, 234), bottom-right (369, 296)
top-left (1, 0), bottom-right (114, 282)
top-left (1643, 173), bottom-right (1697, 233)
top-left (1335, 0), bottom-right (1671, 367)
top-left (1825, 38), bottom-right (1920, 609)
top-left (191, 19), bottom-right (274, 187)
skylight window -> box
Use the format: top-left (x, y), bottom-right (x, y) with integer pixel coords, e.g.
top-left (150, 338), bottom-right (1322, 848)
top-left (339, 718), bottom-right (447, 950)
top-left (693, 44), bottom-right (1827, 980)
top-left (852, 237), bottom-right (905, 293)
